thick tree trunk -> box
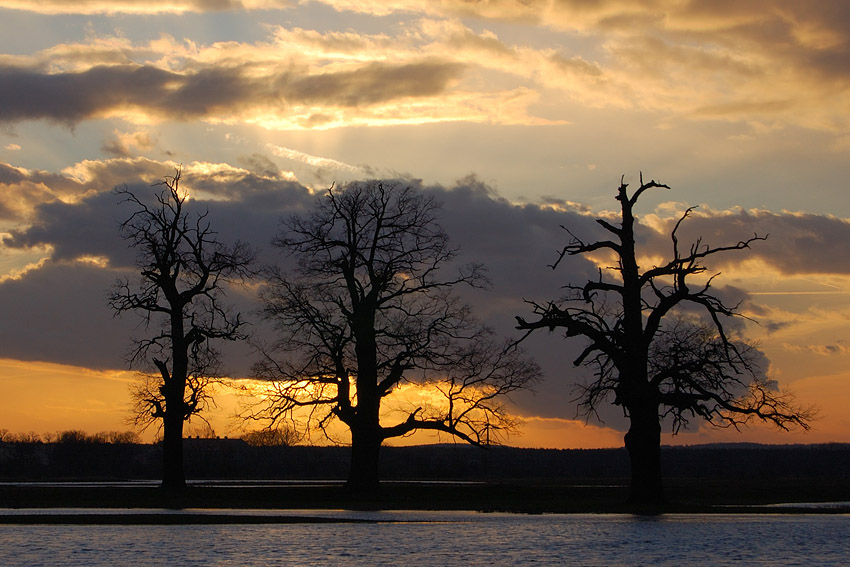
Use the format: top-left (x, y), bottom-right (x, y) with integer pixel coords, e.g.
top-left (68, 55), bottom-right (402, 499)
top-left (347, 315), bottom-right (382, 495)
top-left (624, 404), bottom-right (663, 509)
top-left (161, 412), bottom-right (186, 492)
top-left (161, 322), bottom-right (188, 493)
top-left (346, 426), bottom-right (382, 495)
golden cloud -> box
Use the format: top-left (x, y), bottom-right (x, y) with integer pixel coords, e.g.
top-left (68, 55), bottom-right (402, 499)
top-left (320, 1), bottom-right (850, 131)
top-left (1, 0), bottom-right (287, 15)
top-left (3, 2), bottom-right (850, 134)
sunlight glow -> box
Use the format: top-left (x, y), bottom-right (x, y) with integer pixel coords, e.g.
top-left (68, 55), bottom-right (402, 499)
top-left (0, 250), bottom-right (49, 282)
top-left (74, 255), bottom-right (109, 268)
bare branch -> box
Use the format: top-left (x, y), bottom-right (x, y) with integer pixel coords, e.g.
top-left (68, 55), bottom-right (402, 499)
top-left (517, 173), bottom-right (810, 505)
top-left (254, 180), bottom-right (537, 488)
top-left (108, 168), bottom-right (256, 489)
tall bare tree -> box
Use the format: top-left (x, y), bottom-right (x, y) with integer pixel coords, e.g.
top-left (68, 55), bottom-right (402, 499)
top-left (252, 181), bottom-right (539, 492)
top-left (109, 169), bottom-right (256, 491)
top-left (516, 174), bottom-right (812, 507)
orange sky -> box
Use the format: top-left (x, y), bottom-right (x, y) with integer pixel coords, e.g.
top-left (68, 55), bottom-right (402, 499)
top-left (1, 356), bottom-right (845, 448)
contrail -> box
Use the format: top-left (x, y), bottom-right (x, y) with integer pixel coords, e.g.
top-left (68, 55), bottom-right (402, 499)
top-left (266, 144), bottom-right (366, 174)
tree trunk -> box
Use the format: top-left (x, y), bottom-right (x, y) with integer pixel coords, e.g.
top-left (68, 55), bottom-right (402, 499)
top-left (161, 412), bottom-right (186, 492)
top-left (624, 403), bottom-right (663, 509)
top-left (348, 314), bottom-right (382, 495)
top-left (346, 426), bottom-right (381, 495)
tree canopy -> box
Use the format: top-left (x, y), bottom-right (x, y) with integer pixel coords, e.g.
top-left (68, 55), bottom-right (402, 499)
top-left (109, 169), bottom-right (256, 490)
top-left (517, 174), bottom-right (812, 507)
top-left (252, 180), bottom-right (539, 491)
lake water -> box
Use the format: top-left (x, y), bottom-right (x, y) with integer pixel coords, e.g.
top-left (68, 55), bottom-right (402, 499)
top-left (1, 510), bottom-right (848, 566)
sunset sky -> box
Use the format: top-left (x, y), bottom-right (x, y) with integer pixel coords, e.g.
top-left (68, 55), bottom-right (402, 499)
top-left (1, 1), bottom-right (849, 448)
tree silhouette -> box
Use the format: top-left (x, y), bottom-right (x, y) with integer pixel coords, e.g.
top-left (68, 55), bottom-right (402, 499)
top-left (109, 169), bottom-right (256, 491)
top-left (516, 174), bottom-right (812, 507)
top-left (252, 181), bottom-right (539, 493)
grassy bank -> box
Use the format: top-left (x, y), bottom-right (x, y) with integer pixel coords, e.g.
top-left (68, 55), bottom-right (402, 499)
top-left (2, 443), bottom-right (848, 519)
top-left (1, 477), bottom-right (848, 518)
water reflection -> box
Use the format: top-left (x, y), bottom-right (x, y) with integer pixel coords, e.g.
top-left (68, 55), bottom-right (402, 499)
top-left (1, 513), bottom-right (848, 566)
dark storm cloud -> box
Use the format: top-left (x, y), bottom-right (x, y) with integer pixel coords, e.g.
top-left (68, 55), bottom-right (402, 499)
top-left (426, 177), bottom-right (617, 422)
top-left (189, 181), bottom-right (314, 268)
top-left (643, 208), bottom-right (850, 276)
top-left (185, 168), bottom-right (311, 207)
top-left (4, 191), bottom-right (136, 265)
top-left (0, 65), bottom-right (181, 124)
top-left (0, 59), bottom-right (465, 125)
top-left (0, 260), bottom-right (136, 369)
top-left (9, 168), bottom-right (849, 423)
top-left (2, 163), bottom-right (314, 268)
top-left (0, 166), bottom-right (93, 223)
top-left (0, 157), bottom-right (182, 223)
top-left (0, 162), bottom-right (28, 185)
top-left (0, 164), bottom-right (316, 373)
top-left (426, 176), bottom-right (604, 309)
top-left (0, 167), bottom-right (606, 419)
top-left (276, 61), bottom-right (466, 106)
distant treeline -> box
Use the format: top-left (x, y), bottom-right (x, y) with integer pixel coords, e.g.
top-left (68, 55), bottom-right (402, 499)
top-left (0, 429), bottom-right (141, 445)
top-left (1, 438), bottom-right (849, 483)
top-left (0, 428), bottom-right (295, 447)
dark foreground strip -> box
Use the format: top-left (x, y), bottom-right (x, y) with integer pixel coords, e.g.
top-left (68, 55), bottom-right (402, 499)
top-left (0, 514), bottom-right (384, 525)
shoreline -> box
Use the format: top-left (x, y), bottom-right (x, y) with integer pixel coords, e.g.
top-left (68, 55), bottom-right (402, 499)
top-left (0, 479), bottom-right (848, 520)
top-left (1, 506), bottom-right (849, 525)
top-left (0, 511), bottom-right (386, 525)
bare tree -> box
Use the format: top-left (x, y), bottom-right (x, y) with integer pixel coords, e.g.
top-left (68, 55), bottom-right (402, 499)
top-left (516, 174), bottom-right (812, 507)
top-left (109, 169), bottom-right (256, 491)
top-left (252, 181), bottom-right (539, 492)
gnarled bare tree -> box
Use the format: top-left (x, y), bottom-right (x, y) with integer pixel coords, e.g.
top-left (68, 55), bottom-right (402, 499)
top-left (109, 169), bottom-right (256, 491)
top-left (252, 181), bottom-right (539, 493)
top-left (516, 174), bottom-right (812, 507)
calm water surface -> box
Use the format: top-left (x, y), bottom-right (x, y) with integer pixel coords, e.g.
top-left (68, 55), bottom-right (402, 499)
top-left (1, 511), bottom-right (848, 566)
